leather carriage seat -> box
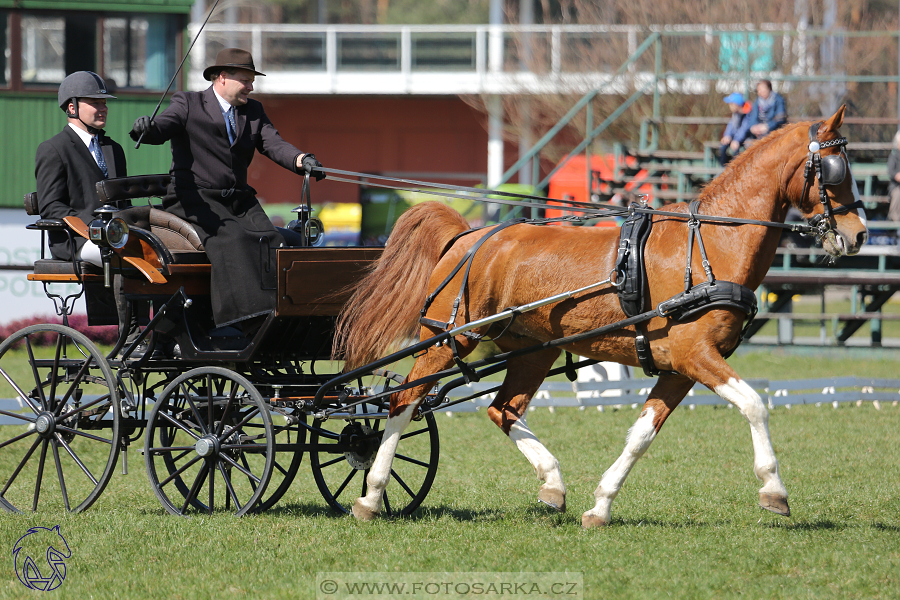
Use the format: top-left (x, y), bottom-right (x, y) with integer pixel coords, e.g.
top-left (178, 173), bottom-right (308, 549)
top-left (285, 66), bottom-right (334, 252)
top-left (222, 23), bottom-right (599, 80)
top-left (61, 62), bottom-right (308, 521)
top-left (95, 175), bottom-right (208, 264)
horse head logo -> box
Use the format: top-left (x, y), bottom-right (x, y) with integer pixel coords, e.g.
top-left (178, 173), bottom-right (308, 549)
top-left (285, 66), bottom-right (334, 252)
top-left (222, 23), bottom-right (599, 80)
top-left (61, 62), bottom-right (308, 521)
top-left (12, 525), bottom-right (71, 591)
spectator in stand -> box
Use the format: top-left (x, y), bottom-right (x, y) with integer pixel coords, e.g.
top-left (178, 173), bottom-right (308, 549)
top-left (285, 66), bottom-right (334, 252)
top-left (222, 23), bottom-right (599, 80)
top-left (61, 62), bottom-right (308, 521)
top-left (718, 92), bottom-right (749, 166)
top-left (730, 80), bottom-right (787, 155)
top-left (888, 130), bottom-right (900, 222)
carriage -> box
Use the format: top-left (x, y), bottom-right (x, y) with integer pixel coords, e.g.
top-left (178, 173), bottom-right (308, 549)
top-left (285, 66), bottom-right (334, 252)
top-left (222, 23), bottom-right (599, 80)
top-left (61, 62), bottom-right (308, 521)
top-left (0, 108), bottom-right (869, 525)
top-left (0, 173), bottom-right (443, 517)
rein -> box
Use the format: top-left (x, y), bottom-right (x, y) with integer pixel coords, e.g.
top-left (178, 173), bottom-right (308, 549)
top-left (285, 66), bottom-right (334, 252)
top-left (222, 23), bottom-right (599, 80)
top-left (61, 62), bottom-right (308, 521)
top-left (320, 168), bottom-right (817, 235)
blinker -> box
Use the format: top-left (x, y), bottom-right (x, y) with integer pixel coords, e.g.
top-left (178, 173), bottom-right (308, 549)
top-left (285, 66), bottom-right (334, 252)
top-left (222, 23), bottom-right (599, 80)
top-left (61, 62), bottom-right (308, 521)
top-left (820, 153), bottom-right (847, 185)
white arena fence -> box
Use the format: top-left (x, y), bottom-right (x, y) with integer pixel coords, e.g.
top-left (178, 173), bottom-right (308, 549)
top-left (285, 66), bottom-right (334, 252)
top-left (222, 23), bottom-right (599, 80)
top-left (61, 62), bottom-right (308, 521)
top-left (2, 376), bottom-right (898, 426)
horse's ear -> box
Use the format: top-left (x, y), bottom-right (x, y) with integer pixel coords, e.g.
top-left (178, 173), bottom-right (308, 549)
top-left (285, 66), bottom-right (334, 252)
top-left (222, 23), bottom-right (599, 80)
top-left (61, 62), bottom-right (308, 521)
top-left (822, 105), bottom-right (846, 132)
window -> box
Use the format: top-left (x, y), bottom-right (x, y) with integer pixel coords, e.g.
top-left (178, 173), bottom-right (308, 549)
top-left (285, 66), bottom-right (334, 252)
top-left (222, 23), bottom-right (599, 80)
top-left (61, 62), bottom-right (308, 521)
top-left (14, 11), bottom-right (180, 91)
top-left (20, 15), bottom-right (66, 84)
top-left (104, 15), bottom-right (178, 90)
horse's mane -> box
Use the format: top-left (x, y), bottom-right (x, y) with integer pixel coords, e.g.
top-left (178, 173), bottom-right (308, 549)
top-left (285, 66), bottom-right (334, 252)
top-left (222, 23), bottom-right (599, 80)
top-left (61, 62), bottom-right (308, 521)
top-left (698, 121), bottom-right (808, 202)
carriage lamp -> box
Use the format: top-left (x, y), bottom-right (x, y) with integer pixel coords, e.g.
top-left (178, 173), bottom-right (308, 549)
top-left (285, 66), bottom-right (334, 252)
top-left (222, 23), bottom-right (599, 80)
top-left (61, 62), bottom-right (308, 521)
top-left (288, 204), bottom-right (324, 246)
top-left (89, 205), bottom-right (130, 288)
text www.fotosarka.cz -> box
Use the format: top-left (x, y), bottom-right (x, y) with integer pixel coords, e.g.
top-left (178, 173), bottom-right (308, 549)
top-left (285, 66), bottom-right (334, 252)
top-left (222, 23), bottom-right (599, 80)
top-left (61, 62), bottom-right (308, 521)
top-left (316, 572), bottom-right (583, 599)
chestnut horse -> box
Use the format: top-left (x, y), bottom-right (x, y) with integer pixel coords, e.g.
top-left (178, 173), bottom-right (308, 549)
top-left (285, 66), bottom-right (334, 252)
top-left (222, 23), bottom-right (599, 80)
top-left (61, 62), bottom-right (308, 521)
top-left (334, 106), bottom-right (867, 527)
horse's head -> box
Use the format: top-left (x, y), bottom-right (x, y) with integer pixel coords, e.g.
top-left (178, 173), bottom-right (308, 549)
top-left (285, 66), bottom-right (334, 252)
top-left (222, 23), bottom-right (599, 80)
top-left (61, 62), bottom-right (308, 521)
top-left (788, 105), bottom-right (868, 257)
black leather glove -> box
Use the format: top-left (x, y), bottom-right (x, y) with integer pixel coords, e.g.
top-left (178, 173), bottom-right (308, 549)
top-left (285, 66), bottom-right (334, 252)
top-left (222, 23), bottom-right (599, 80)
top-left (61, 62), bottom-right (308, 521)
top-left (129, 116), bottom-right (155, 142)
top-left (301, 154), bottom-right (326, 181)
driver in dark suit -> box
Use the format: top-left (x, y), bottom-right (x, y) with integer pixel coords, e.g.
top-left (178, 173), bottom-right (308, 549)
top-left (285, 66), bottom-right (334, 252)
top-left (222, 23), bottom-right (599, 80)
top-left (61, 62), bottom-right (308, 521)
top-left (130, 48), bottom-right (325, 334)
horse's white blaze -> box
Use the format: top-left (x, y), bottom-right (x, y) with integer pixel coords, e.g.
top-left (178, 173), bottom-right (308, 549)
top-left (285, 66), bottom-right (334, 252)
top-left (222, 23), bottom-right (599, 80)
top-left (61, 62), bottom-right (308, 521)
top-left (355, 405), bottom-right (417, 515)
top-left (714, 378), bottom-right (788, 498)
top-left (509, 416), bottom-right (564, 493)
top-left (583, 406), bottom-right (657, 524)
top-left (849, 172), bottom-right (868, 229)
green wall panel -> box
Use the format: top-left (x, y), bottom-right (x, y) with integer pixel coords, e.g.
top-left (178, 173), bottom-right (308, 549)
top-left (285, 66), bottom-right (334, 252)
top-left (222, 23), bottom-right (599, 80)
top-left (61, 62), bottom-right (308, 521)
top-left (0, 1), bottom-right (193, 14)
top-left (2, 94), bottom-right (173, 207)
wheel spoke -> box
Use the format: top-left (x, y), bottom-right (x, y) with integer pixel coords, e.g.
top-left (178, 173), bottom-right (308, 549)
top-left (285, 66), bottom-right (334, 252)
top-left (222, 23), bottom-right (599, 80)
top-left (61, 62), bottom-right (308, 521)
top-left (219, 406), bottom-right (261, 440)
top-left (158, 410), bottom-right (201, 441)
top-left (394, 453), bottom-right (430, 469)
top-left (400, 426), bottom-right (431, 441)
top-left (332, 468), bottom-right (357, 501)
top-left (55, 426), bottom-right (113, 446)
top-left (48, 333), bottom-right (63, 407)
top-left (33, 440), bottom-right (49, 511)
top-left (217, 462), bottom-right (242, 512)
top-left (208, 462), bottom-right (215, 515)
top-left (215, 385), bottom-right (239, 437)
top-left (56, 394), bottom-right (113, 422)
top-left (218, 453), bottom-right (261, 484)
top-left (318, 454), bottom-right (347, 469)
top-left (182, 382), bottom-right (208, 436)
top-left (56, 353), bottom-right (96, 413)
top-left (1, 437), bottom-right (41, 496)
top-left (382, 489), bottom-right (392, 515)
top-left (55, 435), bottom-right (99, 486)
top-left (24, 337), bottom-right (47, 411)
top-left (0, 427), bottom-right (38, 454)
top-left (0, 367), bottom-right (42, 416)
top-left (51, 440), bottom-right (70, 511)
top-left (158, 454), bottom-right (204, 488)
top-left (180, 463), bottom-right (209, 513)
top-left (390, 469), bottom-right (417, 499)
top-left (239, 454), bottom-right (258, 493)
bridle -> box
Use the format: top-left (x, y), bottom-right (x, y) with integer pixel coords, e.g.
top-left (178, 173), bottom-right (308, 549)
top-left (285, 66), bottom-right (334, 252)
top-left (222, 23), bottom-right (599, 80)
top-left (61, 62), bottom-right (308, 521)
top-left (802, 122), bottom-right (865, 242)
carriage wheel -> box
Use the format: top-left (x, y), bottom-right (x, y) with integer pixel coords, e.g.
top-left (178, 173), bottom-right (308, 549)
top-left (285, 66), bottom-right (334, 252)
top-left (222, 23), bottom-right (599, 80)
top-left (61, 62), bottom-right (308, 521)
top-left (308, 400), bottom-right (439, 517)
top-left (252, 405), bottom-right (306, 513)
top-left (144, 367), bottom-right (274, 516)
top-left (0, 324), bottom-right (120, 513)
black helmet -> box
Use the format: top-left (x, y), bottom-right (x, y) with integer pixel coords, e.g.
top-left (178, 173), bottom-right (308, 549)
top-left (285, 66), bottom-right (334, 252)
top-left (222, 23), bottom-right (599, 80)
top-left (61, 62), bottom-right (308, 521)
top-left (58, 71), bottom-right (116, 115)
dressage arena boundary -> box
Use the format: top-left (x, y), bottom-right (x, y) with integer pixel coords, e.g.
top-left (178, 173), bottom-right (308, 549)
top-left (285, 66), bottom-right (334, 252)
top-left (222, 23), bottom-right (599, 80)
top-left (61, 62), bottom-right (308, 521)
top-left (436, 375), bottom-right (900, 413)
top-left (1, 376), bottom-right (897, 426)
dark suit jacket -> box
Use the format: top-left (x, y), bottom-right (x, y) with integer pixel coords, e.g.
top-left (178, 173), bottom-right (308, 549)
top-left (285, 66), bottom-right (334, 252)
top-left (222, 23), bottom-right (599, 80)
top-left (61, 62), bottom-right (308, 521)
top-left (137, 86), bottom-right (304, 326)
top-left (35, 126), bottom-right (127, 261)
top-left (140, 86), bottom-right (302, 193)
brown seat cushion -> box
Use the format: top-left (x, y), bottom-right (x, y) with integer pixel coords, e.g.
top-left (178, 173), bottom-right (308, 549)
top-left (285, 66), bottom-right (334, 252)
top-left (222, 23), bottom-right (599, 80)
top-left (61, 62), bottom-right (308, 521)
top-left (149, 208), bottom-right (205, 252)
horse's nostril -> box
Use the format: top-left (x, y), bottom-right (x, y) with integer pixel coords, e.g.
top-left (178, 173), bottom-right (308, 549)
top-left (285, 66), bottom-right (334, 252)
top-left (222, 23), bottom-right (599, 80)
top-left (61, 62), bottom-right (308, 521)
top-left (856, 231), bottom-right (868, 247)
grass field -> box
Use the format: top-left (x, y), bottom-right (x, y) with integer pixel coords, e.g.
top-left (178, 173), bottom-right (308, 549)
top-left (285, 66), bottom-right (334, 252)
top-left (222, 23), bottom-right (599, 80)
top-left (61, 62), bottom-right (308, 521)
top-left (0, 351), bottom-right (898, 599)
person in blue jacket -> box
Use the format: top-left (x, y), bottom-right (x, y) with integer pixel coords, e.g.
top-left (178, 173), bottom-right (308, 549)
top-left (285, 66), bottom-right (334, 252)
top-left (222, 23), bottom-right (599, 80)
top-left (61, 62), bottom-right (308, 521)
top-left (718, 92), bottom-right (748, 166)
top-left (730, 80), bottom-right (787, 155)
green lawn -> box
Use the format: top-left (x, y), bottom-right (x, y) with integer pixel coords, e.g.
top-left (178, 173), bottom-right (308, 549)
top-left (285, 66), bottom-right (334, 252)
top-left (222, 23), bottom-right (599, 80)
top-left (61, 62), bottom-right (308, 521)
top-left (1, 350), bottom-right (898, 599)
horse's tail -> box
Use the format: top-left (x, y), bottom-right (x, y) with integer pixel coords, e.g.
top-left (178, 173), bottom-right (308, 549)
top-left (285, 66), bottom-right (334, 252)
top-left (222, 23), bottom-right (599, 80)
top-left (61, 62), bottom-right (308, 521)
top-left (334, 201), bottom-right (470, 370)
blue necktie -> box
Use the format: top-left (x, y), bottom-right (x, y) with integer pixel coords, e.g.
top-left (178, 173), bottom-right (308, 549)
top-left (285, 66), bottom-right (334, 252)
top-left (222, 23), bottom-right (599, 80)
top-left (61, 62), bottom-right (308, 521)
top-left (226, 107), bottom-right (237, 145)
top-left (89, 136), bottom-right (108, 178)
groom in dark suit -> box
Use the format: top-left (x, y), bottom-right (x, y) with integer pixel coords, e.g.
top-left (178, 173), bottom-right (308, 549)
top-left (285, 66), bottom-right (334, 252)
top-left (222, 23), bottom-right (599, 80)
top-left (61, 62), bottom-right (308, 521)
top-left (34, 71), bottom-right (150, 353)
top-left (130, 48), bottom-right (325, 332)
top-left (36, 71), bottom-right (126, 263)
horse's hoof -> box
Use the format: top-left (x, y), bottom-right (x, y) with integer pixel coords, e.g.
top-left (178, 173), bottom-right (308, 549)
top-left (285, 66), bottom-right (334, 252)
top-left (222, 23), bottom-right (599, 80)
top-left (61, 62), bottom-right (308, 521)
top-left (759, 493), bottom-right (791, 516)
top-left (538, 487), bottom-right (566, 512)
top-left (351, 499), bottom-right (379, 521)
top-left (581, 513), bottom-right (609, 529)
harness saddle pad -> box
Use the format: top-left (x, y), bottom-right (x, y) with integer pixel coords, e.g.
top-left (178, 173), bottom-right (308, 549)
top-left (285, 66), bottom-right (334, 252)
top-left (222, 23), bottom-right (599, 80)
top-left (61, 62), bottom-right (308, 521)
top-left (615, 207), bottom-right (653, 317)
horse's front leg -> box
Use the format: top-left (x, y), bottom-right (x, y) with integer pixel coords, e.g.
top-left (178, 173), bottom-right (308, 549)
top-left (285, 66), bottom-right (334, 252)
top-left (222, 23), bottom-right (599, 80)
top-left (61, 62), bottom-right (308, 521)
top-left (582, 373), bottom-right (695, 528)
top-left (675, 347), bottom-right (790, 517)
top-left (487, 349), bottom-right (565, 511)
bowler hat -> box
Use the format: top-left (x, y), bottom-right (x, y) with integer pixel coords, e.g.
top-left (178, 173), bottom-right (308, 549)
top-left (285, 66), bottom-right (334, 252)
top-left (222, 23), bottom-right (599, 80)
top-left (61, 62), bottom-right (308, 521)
top-left (203, 48), bottom-right (266, 81)
top-left (723, 92), bottom-right (745, 105)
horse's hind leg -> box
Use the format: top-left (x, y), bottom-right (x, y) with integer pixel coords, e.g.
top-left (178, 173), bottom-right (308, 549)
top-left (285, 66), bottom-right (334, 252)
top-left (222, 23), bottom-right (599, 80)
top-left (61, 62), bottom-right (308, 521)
top-left (487, 348), bottom-right (566, 512)
top-left (351, 342), bottom-right (464, 521)
top-left (582, 373), bottom-right (695, 528)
